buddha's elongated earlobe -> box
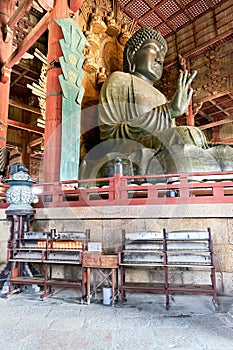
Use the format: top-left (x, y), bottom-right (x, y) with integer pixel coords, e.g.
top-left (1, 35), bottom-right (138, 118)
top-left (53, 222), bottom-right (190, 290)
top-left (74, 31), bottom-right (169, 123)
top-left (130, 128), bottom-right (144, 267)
top-left (126, 46), bottom-right (135, 73)
top-left (130, 62), bottom-right (136, 73)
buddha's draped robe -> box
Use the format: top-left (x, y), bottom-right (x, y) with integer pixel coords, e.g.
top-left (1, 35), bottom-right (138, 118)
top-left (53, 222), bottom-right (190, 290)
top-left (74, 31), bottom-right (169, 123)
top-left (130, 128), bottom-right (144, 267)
top-left (98, 71), bottom-right (208, 159)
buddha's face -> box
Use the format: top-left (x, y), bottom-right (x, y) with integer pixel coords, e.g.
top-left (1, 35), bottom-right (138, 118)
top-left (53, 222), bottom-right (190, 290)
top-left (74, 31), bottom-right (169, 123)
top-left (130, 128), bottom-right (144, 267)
top-left (130, 39), bottom-right (166, 84)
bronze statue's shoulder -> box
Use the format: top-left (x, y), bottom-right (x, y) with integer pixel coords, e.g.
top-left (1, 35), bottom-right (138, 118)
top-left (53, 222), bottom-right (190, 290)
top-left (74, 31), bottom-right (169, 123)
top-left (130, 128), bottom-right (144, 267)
top-left (107, 71), bottom-right (131, 81)
top-left (111, 71), bottom-right (130, 76)
top-left (101, 71), bottom-right (132, 90)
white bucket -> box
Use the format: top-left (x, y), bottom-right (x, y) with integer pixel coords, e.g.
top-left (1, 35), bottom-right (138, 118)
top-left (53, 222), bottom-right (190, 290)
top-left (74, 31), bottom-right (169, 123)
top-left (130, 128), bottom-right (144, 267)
top-left (102, 286), bottom-right (112, 305)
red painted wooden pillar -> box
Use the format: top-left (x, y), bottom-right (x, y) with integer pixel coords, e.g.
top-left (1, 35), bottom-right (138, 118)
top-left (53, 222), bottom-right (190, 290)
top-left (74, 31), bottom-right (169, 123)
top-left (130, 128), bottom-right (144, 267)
top-left (186, 103), bottom-right (195, 126)
top-left (0, 0), bottom-right (15, 148)
top-left (43, 0), bottom-right (84, 183)
top-left (186, 61), bottom-right (195, 126)
top-left (43, 0), bottom-right (70, 183)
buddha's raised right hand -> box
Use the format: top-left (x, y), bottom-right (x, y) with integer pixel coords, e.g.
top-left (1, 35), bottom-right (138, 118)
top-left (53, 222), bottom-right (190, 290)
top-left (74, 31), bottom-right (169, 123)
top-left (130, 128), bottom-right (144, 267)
top-left (169, 70), bottom-right (197, 118)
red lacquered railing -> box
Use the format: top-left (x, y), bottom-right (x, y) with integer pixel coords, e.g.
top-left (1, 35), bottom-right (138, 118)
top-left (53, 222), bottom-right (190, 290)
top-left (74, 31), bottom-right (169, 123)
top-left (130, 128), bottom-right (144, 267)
top-left (29, 171), bottom-right (233, 208)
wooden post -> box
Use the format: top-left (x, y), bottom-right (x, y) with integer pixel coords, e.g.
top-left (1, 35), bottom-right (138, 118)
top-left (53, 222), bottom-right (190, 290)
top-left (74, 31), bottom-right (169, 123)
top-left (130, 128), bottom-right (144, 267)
top-left (0, 0), bottom-right (15, 148)
top-left (42, 0), bottom-right (84, 183)
top-left (186, 103), bottom-right (195, 126)
top-left (42, 0), bottom-right (70, 183)
top-left (186, 60), bottom-right (195, 126)
top-left (21, 130), bottom-right (31, 171)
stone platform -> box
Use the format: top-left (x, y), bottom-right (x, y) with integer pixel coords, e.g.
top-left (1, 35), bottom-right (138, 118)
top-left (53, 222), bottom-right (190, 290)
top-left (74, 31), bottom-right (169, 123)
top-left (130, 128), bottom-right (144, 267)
top-left (30, 204), bottom-right (233, 293)
top-left (0, 203), bottom-right (233, 293)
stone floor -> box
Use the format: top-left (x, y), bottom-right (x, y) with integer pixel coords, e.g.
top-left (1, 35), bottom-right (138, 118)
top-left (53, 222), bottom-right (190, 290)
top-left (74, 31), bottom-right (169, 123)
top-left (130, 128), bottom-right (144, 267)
top-left (0, 287), bottom-right (233, 350)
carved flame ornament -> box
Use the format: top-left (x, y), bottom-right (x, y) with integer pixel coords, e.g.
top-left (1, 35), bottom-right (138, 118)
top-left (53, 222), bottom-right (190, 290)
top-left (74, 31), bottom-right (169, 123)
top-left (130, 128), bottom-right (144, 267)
top-left (54, 17), bottom-right (89, 181)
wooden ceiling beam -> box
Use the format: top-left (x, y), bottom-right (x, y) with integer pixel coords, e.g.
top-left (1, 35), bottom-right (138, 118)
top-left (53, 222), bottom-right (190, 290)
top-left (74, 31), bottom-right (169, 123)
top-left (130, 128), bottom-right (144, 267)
top-left (28, 137), bottom-right (43, 148)
top-left (11, 68), bottom-right (37, 83)
top-left (4, 12), bottom-right (50, 70)
top-left (10, 69), bottom-right (29, 87)
top-left (143, 0), bottom-right (154, 9)
top-left (199, 91), bottom-right (231, 104)
top-left (164, 28), bottom-right (233, 69)
top-left (209, 99), bottom-right (230, 117)
top-left (13, 60), bottom-right (41, 76)
top-left (9, 98), bottom-right (41, 115)
top-left (176, 0), bottom-right (194, 20)
top-left (8, 0), bottom-right (33, 29)
top-left (199, 117), bottom-right (233, 130)
top-left (196, 109), bottom-right (215, 122)
top-left (7, 119), bottom-right (44, 134)
top-left (217, 138), bottom-right (233, 144)
top-left (10, 83), bottom-right (31, 92)
top-left (152, 9), bottom-right (176, 32)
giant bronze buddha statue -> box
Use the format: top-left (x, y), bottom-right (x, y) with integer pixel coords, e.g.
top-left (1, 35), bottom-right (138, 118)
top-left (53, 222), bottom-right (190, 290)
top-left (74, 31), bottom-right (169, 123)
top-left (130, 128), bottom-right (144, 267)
top-left (81, 27), bottom-right (233, 178)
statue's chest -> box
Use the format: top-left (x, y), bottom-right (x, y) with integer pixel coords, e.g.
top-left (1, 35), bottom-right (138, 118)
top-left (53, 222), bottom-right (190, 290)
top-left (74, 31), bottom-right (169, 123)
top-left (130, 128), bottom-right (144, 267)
top-left (134, 82), bottom-right (167, 113)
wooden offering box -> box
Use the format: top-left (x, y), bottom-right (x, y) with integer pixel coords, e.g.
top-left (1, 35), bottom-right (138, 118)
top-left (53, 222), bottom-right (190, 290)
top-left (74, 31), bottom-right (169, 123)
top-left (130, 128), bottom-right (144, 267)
top-left (82, 252), bottom-right (118, 268)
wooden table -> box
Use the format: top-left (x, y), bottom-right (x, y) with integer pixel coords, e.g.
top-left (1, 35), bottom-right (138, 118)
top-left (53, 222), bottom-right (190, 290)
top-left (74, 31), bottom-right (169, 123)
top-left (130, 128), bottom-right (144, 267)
top-left (82, 252), bottom-right (119, 306)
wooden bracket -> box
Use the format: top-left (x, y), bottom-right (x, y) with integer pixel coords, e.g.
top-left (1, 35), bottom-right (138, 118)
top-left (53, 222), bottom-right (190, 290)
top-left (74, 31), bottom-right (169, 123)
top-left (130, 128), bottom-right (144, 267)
top-left (68, 0), bottom-right (84, 12)
top-left (2, 24), bottom-right (14, 43)
top-left (0, 65), bottom-right (11, 84)
top-left (37, 0), bottom-right (55, 11)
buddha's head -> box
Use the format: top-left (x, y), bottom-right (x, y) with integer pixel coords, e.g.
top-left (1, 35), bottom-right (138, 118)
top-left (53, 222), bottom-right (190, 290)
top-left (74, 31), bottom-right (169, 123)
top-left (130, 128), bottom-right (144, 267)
top-left (123, 27), bottom-right (168, 84)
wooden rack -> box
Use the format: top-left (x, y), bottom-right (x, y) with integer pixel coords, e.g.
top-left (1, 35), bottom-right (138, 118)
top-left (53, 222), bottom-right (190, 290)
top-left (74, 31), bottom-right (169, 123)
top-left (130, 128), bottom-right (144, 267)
top-left (163, 228), bottom-right (219, 310)
top-left (8, 221), bottom-right (90, 301)
top-left (119, 228), bottom-right (219, 310)
top-left (119, 230), bottom-right (166, 302)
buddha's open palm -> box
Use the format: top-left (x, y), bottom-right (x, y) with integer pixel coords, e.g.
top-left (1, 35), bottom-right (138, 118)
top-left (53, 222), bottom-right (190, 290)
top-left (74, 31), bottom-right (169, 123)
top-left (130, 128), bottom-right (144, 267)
top-left (170, 70), bottom-right (197, 118)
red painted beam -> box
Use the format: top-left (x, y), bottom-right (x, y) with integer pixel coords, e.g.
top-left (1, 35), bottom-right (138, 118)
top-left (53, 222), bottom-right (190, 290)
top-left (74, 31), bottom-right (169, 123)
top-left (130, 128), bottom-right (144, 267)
top-left (216, 138), bottom-right (233, 145)
top-left (0, 0), bottom-right (15, 147)
top-left (199, 118), bottom-right (233, 130)
top-left (68, 0), bottom-right (84, 12)
top-left (8, 0), bottom-right (33, 29)
top-left (28, 137), bottom-right (43, 148)
top-left (4, 12), bottom-right (50, 71)
top-left (7, 119), bottom-right (44, 134)
top-left (37, 0), bottom-right (55, 11)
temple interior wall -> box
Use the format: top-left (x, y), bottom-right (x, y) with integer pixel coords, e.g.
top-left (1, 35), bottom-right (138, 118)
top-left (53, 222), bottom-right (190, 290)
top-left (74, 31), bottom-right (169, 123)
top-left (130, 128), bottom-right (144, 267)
top-left (1, 204), bottom-right (232, 294)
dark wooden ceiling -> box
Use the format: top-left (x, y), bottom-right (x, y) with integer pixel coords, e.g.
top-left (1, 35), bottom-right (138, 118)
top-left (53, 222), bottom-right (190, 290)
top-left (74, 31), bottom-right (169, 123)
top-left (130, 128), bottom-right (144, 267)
top-left (6, 0), bottom-right (233, 155)
top-left (118, 0), bottom-right (225, 37)
top-left (117, 0), bottom-right (233, 144)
